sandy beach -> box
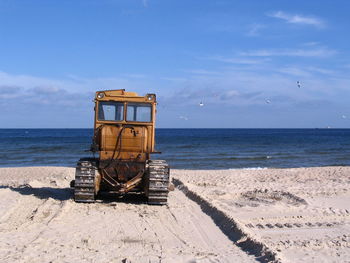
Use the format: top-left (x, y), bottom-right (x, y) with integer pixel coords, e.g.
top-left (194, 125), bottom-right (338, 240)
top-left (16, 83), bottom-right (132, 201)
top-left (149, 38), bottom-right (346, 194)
top-left (0, 166), bottom-right (349, 262)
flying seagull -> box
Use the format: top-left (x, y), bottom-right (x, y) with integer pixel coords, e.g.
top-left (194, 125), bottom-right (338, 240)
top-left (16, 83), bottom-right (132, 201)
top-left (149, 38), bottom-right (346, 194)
top-left (199, 101), bottom-right (204, 107)
top-left (297, 81), bottom-right (301, 88)
top-left (265, 99), bottom-right (271, 104)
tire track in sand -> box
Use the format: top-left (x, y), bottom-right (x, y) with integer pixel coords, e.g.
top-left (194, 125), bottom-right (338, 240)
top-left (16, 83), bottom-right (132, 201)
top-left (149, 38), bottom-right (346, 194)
top-left (173, 178), bottom-right (281, 263)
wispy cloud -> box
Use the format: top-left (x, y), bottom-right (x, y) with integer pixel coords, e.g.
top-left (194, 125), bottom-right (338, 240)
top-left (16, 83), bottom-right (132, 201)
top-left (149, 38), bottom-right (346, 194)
top-left (0, 85), bottom-right (23, 99)
top-left (179, 116), bottom-right (189, 121)
top-left (184, 69), bottom-right (222, 75)
top-left (277, 67), bottom-right (311, 77)
top-left (220, 89), bottom-right (240, 99)
top-left (246, 23), bottom-right (265, 37)
top-left (307, 66), bottom-right (335, 75)
top-left (277, 66), bottom-right (336, 77)
top-left (121, 73), bottom-right (147, 79)
top-left (268, 11), bottom-right (325, 28)
top-left (1, 69), bottom-right (349, 128)
top-left (205, 56), bottom-right (269, 65)
top-left (30, 86), bottom-right (63, 95)
top-left (0, 71), bottom-right (155, 107)
top-left (0, 85), bottom-right (22, 94)
top-left (161, 77), bottom-right (187, 82)
top-left (239, 47), bottom-right (336, 58)
top-left (302, 42), bottom-right (321, 47)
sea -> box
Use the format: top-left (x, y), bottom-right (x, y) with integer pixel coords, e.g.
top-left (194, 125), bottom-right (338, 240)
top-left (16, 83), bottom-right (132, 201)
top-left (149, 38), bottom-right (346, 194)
top-left (0, 129), bottom-right (349, 169)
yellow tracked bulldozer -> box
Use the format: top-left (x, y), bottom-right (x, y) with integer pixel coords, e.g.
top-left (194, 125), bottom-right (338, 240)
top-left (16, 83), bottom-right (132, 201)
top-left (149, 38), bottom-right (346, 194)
top-left (72, 89), bottom-right (170, 205)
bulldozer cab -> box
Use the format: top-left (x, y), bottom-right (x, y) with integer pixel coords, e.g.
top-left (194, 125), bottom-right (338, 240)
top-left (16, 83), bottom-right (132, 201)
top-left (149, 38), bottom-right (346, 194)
top-left (92, 89), bottom-right (157, 163)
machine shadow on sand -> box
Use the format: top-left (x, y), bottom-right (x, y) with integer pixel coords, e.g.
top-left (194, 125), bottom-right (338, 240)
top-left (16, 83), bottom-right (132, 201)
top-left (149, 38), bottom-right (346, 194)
top-left (1, 185), bottom-right (150, 205)
top-left (96, 192), bottom-right (149, 205)
top-left (0, 185), bottom-right (72, 201)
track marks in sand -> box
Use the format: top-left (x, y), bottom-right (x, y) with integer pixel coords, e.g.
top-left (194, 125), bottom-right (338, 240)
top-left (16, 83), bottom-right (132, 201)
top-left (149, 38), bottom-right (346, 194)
top-left (272, 234), bottom-right (350, 249)
top-left (237, 189), bottom-right (307, 207)
top-left (166, 190), bottom-right (248, 261)
top-left (246, 220), bottom-right (345, 230)
top-left (0, 195), bottom-right (46, 231)
top-left (173, 178), bottom-right (280, 263)
top-left (0, 184), bottom-right (257, 262)
top-left (0, 189), bottom-right (72, 263)
top-left (129, 189), bottom-right (257, 263)
top-left (0, 188), bottom-right (70, 231)
top-left (244, 210), bottom-right (350, 230)
top-left (172, 167), bottom-right (350, 263)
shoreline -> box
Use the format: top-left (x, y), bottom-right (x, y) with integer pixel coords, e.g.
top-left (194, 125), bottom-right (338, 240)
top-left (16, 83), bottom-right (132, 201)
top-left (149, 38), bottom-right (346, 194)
top-left (1, 164), bottom-right (349, 169)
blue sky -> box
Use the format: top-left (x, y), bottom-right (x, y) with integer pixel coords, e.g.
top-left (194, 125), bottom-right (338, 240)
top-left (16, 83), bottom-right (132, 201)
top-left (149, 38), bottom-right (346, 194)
top-left (0, 0), bottom-right (349, 128)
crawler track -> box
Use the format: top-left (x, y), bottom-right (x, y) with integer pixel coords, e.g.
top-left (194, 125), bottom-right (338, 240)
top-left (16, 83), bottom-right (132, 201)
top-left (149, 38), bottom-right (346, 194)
top-left (147, 160), bottom-right (170, 205)
top-left (74, 158), bottom-right (97, 203)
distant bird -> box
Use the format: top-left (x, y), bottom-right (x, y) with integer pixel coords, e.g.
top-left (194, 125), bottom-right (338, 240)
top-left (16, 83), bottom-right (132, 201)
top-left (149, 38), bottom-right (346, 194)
top-left (297, 81), bottom-right (301, 88)
top-left (179, 116), bottom-right (189, 121)
top-left (199, 101), bottom-right (204, 107)
top-left (265, 99), bottom-right (271, 104)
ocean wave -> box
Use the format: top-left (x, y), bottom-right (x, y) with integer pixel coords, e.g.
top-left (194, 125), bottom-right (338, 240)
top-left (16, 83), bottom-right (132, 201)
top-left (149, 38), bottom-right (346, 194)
top-left (222, 156), bottom-right (272, 161)
top-left (22, 145), bottom-right (66, 151)
top-left (181, 156), bottom-right (273, 161)
top-left (229, 167), bottom-right (268, 170)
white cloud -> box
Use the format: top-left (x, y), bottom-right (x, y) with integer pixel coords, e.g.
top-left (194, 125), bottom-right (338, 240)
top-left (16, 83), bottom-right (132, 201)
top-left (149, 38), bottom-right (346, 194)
top-left (302, 42), bottom-right (320, 46)
top-left (206, 56), bottom-right (269, 65)
top-left (268, 11), bottom-right (325, 28)
top-left (1, 68), bottom-right (349, 110)
top-left (184, 69), bottom-right (222, 75)
top-left (161, 77), bottom-right (187, 82)
top-left (0, 85), bottom-right (22, 94)
top-left (1, 69), bottom-right (350, 128)
top-left (277, 67), bottom-right (311, 77)
top-left (0, 85), bottom-right (24, 99)
top-left (221, 90), bottom-right (240, 99)
top-left (31, 86), bottom-right (63, 94)
top-left (0, 71), bottom-right (157, 107)
top-left (174, 64), bottom-right (350, 107)
top-left (122, 73), bottom-right (147, 79)
top-left (239, 47), bottom-right (336, 58)
top-left (0, 71), bottom-right (79, 92)
top-left (276, 66), bottom-right (336, 77)
top-left (306, 67), bottom-right (335, 75)
top-left (246, 24), bottom-right (265, 37)
top-left (179, 116), bottom-right (189, 121)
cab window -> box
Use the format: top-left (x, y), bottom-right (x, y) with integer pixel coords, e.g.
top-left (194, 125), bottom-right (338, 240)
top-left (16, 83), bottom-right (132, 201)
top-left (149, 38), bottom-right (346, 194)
top-left (127, 103), bottom-right (152, 122)
top-left (98, 102), bottom-right (124, 121)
